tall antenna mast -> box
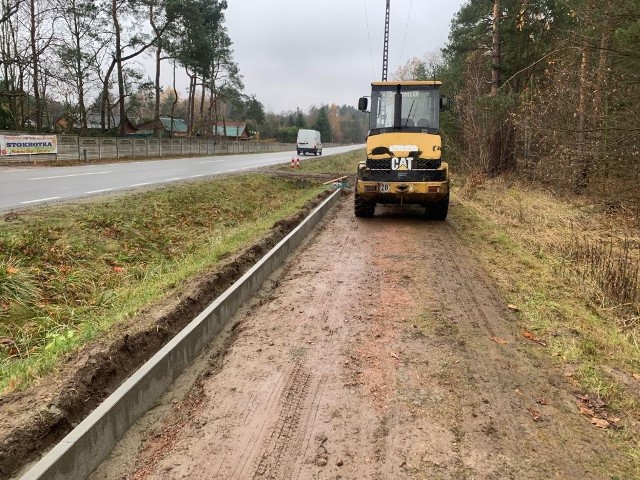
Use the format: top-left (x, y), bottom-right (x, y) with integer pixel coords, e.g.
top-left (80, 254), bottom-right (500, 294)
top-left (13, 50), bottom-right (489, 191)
top-left (381, 0), bottom-right (390, 81)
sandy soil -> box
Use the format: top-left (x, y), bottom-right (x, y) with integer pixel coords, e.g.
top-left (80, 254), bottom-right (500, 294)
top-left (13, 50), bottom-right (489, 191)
top-left (89, 198), bottom-right (629, 480)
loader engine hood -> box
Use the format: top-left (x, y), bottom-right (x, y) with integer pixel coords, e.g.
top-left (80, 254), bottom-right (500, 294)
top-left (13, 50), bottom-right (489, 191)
top-left (366, 132), bottom-right (441, 160)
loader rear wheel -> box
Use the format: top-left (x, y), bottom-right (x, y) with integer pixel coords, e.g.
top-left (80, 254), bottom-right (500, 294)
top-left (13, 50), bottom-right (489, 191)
top-left (354, 192), bottom-right (376, 218)
top-left (428, 192), bottom-right (449, 221)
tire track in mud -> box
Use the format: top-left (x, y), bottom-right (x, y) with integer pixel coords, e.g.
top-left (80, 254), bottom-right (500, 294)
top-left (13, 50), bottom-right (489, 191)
top-left (249, 361), bottom-right (311, 479)
top-left (401, 218), bottom-right (620, 479)
top-left (91, 199), bottom-right (631, 480)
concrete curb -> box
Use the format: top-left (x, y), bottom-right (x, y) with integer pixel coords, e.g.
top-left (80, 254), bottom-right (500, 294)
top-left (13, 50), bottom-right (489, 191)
top-left (20, 188), bottom-right (343, 480)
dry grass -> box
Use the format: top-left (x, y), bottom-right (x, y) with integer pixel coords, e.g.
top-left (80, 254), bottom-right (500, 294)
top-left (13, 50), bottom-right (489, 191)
top-left (451, 174), bottom-right (640, 417)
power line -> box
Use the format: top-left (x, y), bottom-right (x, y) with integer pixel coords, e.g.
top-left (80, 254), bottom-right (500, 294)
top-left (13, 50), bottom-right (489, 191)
top-left (398, 0), bottom-right (413, 71)
top-left (362, 0), bottom-right (375, 80)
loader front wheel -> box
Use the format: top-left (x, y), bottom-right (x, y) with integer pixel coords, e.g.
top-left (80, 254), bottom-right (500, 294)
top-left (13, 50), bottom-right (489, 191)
top-left (428, 192), bottom-right (449, 221)
top-left (354, 192), bottom-right (376, 218)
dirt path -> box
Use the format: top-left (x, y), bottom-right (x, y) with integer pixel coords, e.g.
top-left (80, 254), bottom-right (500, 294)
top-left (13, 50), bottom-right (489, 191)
top-left (91, 197), bottom-right (627, 480)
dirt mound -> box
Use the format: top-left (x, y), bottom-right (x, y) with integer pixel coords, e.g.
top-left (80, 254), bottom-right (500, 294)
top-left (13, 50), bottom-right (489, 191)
top-left (0, 190), bottom-right (333, 479)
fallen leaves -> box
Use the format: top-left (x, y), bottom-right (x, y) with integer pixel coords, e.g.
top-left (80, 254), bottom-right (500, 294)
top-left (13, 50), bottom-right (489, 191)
top-left (490, 336), bottom-right (508, 345)
top-left (521, 329), bottom-right (547, 346)
top-left (590, 418), bottom-right (610, 429)
top-left (576, 394), bottom-right (622, 430)
top-left (507, 304), bottom-right (520, 312)
top-left (527, 406), bottom-right (542, 421)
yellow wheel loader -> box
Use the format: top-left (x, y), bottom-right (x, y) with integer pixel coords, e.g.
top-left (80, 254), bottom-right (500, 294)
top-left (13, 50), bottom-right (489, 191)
top-left (355, 81), bottom-right (451, 220)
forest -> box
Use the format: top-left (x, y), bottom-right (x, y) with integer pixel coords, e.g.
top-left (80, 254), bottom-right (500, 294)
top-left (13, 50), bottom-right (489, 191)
top-left (409, 0), bottom-right (640, 213)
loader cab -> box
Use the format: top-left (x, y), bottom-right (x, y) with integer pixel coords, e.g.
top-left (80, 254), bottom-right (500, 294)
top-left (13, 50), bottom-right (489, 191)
top-left (358, 81), bottom-right (448, 136)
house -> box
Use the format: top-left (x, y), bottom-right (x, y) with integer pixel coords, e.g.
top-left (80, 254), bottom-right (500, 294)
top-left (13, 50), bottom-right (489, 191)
top-left (134, 116), bottom-right (189, 137)
top-left (86, 112), bottom-right (123, 130)
top-left (55, 112), bottom-right (137, 134)
top-left (213, 121), bottom-right (250, 140)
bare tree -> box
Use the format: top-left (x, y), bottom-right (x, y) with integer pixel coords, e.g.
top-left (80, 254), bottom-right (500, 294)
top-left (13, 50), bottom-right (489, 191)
top-left (53, 0), bottom-right (108, 132)
top-left (26, 0), bottom-right (56, 131)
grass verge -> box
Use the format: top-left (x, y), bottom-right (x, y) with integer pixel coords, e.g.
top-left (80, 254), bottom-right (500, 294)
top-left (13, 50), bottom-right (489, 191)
top-left (450, 174), bottom-right (640, 469)
top-left (0, 172), bottom-right (331, 393)
top-left (0, 149), bottom-right (364, 393)
top-left (284, 148), bottom-right (363, 176)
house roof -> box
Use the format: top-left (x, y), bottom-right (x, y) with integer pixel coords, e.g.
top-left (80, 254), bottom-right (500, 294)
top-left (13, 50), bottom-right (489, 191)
top-left (86, 112), bottom-right (121, 129)
top-left (158, 116), bottom-right (188, 133)
top-left (213, 123), bottom-right (246, 137)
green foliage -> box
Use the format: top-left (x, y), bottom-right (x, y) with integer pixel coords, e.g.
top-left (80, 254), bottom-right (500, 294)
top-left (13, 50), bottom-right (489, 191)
top-left (277, 125), bottom-right (298, 143)
top-left (244, 96), bottom-right (266, 126)
top-left (313, 106), bottom-right (332, 142)
top-left (170, 0), bottom-right (228, 78)
top-left (0, 103), bottom-right (14, 130)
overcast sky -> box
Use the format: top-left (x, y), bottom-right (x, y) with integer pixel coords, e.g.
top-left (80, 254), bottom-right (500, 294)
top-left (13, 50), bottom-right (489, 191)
top-left (224, 0), bottom-right (466, 113)
top-left (158, 1), bottom-right (466, 114)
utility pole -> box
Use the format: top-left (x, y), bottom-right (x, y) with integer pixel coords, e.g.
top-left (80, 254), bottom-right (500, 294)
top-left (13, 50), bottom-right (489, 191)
top-left (381, 0), bottom-right (390, 81)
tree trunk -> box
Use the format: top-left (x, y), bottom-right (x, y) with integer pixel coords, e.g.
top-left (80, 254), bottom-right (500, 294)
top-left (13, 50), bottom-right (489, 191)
top-left (198, 81), bottom-right (205, 135)
top-left (186, 72), bottom-right (196, 135)
top-left (170, 60), bottom-right (177, 137)
top-left (153, 45), bottom-right (162, 137)
top-left (112, 0), bottom-right (127, 136)
top-left (207, 78), bottom-right (216, 138)
top-left (100, 59), bottom-right (116, 131)
top-left (29, 0), bottom-right (41, 131)
top-left (491, 0), bottom-right (501, 96)
top-left (72, 0), bottom-right (87, 132)
top-left (150, 4), bottom-right (162, 139)
top-left (575, 46), bottom-right (592, 192)
top-left (592, 15), bottom-right (611, 187)
top-left (488, 0), bottom-right (502, 176)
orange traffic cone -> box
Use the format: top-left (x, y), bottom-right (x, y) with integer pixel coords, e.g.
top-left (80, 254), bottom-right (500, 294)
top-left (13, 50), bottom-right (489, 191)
top-left (295, 158), bottom-right (300, 168)
top-left (290, 157), bottom-right (295, 169)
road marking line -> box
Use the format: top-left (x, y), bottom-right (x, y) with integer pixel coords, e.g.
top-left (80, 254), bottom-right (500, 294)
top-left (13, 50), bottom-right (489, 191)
top-left (199, 159), bottom-right (225, 164)
top-left (164, 177), bottom-right (182, 181)
top-left (190, 174), bottom-right (203, 178)
top-left (29, 171), bottom-right (111, 180)
top-left (131, 182), bottom-right (152, 187)
top-left (21, 197), bottom-right (60, 204)
top-left (86, 188), bottom-right (114, 194)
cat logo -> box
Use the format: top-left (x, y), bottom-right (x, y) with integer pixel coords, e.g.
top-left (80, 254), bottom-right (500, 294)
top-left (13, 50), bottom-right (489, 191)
top-left (391, 157), bottom-right (412, 171)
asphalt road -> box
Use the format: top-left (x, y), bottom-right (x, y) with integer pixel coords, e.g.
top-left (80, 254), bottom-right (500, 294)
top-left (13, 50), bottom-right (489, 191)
top-left (0, 145), bottom-right (362, 212)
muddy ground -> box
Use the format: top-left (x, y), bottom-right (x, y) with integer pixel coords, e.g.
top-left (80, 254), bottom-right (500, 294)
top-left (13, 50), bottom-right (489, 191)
top-left (0, 190), bottom-right (333, 479)
top-left (80, 197), bottom-right (632, 480)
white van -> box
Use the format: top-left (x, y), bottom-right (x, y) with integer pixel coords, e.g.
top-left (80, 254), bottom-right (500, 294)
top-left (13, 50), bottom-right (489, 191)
top-left (296, 129), bottom-right (322, 156)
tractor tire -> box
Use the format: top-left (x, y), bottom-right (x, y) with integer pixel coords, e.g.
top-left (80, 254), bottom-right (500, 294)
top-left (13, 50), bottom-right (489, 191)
top-left (354, 192), bottom-right (376, 218)
top-left (428, 192), bottom-right (449, 221)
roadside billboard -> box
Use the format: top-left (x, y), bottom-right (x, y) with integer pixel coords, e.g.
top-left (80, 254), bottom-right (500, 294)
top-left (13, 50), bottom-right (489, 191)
top-left (0, 135), bottom-right (58, 156)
